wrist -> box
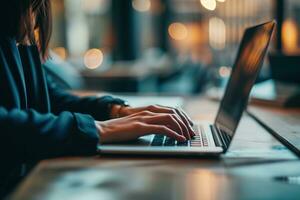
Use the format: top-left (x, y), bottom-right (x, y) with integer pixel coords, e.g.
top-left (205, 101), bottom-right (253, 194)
top-left (95, 121), bottom-right (102, 143)
top-left (110, 104), bottom-right (121, 119)
top-left (110, 104), bottom-right (131, 119)
top-left (95, 121), bottom-right (108, 144)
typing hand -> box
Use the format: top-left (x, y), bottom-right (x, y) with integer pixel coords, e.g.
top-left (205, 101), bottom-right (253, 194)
top-left (120, 105), bottom-right (194, 138)
top-left (96, 108), bottom-right (195, 144)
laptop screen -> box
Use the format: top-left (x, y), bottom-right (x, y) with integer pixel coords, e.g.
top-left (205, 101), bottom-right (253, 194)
top-left (215, 21), bottom-right (275, 138)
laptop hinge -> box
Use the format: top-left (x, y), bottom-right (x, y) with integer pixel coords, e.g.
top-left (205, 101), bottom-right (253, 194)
top-left (217, 126), bottom-right (232, 149)
top-left (210, 125), bottom-right (224, 147)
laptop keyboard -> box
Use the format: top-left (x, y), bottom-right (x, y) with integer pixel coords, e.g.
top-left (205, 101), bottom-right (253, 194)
top-left (151, 124), bottom-right (209, 147)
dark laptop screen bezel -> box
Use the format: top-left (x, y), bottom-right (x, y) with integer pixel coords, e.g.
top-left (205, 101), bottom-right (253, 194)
top-left (214, 21), bottom-right (276, 150)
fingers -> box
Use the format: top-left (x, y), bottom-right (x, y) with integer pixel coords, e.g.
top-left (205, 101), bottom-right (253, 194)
top-left (144, 114), bottom-right (187, 139)
top-left (171, 114), bottom-right (192, 139)
top-left (144, 125), bottom-right (186, 142)
top-left (127, 107), bottom-right (195, 140)
top-left (129, 105), bottom-right (193, 126)
top-left (173, 108), bottom-right (195, 137)
top-left (141, 106), bottom-right (195, 139)
top-left (151, 114), bottom-right (191, 140)
top-left (159, 106), bottom-right (195, 138)
top-left (147, 105), bottom-right (193, 127)
top-left (98, 110), bottom-right (191, 144)
top-left (176, 107), bottom-right (194, 126)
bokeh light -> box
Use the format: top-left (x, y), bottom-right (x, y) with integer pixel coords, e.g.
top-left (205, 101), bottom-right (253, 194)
top-left (52, 47), bottom-right (67, 60)
top-left (282, 19), bottom-right (299, 53)
top-left (200, 0), bottom-right (217, 11)
top-left (209, 17), bottom-right (226, 50)
top-left (168, 22), bottom-right (188, 41)
top-left (132, 0), bottom-right (151, 12)
top-left (84, 48), bottom-right (104, 69)
top-left (219, 66), bottom-right (231, 78)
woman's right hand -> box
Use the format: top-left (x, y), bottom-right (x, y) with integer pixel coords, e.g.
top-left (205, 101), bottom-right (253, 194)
top-left (95, 110), bottom-right (195, 144)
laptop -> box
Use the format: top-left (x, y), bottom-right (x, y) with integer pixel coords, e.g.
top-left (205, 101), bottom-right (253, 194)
top-left (98, 21), bottom-right (276, 156)
top-left (249, 106), bottom-right (300, 156)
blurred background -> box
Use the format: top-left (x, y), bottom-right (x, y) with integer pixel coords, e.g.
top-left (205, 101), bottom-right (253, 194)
top-left (46, 0), bottom-right (300, 95)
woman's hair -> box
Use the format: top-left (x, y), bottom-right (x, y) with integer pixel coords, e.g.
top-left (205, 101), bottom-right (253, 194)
top-left (0, 0), bottom-right (52, 59)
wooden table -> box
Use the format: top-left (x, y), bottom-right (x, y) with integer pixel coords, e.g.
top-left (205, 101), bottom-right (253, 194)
top-left (9, 96), bottom-right (300, 200)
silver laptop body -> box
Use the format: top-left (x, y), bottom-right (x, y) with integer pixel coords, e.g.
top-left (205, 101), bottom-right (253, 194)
top-left (98, 21), bottom-right (275, 156)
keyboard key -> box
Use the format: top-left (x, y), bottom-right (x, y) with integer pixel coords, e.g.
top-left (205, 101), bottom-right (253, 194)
top-left (191, 141), bottom-right (202, 144)
top-left (150, 125), bottom-right (211, 148)
top-left (177, 141), bottom-right (188, 146)
top-left (151, 135), bottom-right (165, 146)
top-left (191, 143), bottom-right (202, 147)
top-left (164, 137), bottom-right (176, 146)
top-left (199, 126), bottom-right (210, 146)
top-left (190, 134), bottom-right (202, 147)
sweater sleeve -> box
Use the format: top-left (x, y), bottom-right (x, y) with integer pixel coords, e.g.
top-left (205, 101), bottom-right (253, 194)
top-left (0, 107), bottom-right (99, 163)
top-left (47, 76), bottom-right (126, 121)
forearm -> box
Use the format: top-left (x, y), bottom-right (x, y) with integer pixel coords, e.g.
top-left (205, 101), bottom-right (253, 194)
top-left (0, 107), bottom-right (99, 161)
top-left (47, 75), bottom-right (128, 121)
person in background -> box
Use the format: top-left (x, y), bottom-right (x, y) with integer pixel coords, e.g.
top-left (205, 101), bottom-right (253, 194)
top-left (0, 0), bottom-right (195, 197)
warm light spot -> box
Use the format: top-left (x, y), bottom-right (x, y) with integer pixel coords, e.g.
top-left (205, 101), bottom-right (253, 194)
top-left (168, 22), bottom-right (188, 41)
top-left (132, 0), bottom-right (151, 12)
top-left (219, 66), bottom-right (231, 78)
top-left (200, 0), bottom-right (216, 11)
top-left (186, 24), bottom-right (204, 45)
top-left (83, 0), bottom-right (106, 13)
top-left (52, 47), bottom-right (67, 60)
top-left (84, 48), bottom-right (104, 69)
top-left (282, 19), bottom-right (299, 53)
top-left (216, 0), bottom-right (225, 2)
top-left (209, 17), bottom-right (226, 50)
top-left (185, 170), bottom-right (228, 200)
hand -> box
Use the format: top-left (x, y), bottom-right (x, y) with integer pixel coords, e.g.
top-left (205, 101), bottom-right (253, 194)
top-left (120, 105), bottom-right (195, 139)
top-left (96, 110), bottom-right (195, 144)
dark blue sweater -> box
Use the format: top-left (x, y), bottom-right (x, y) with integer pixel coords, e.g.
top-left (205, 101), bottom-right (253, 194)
top-left (0, 38), bottom-right (124, 196)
